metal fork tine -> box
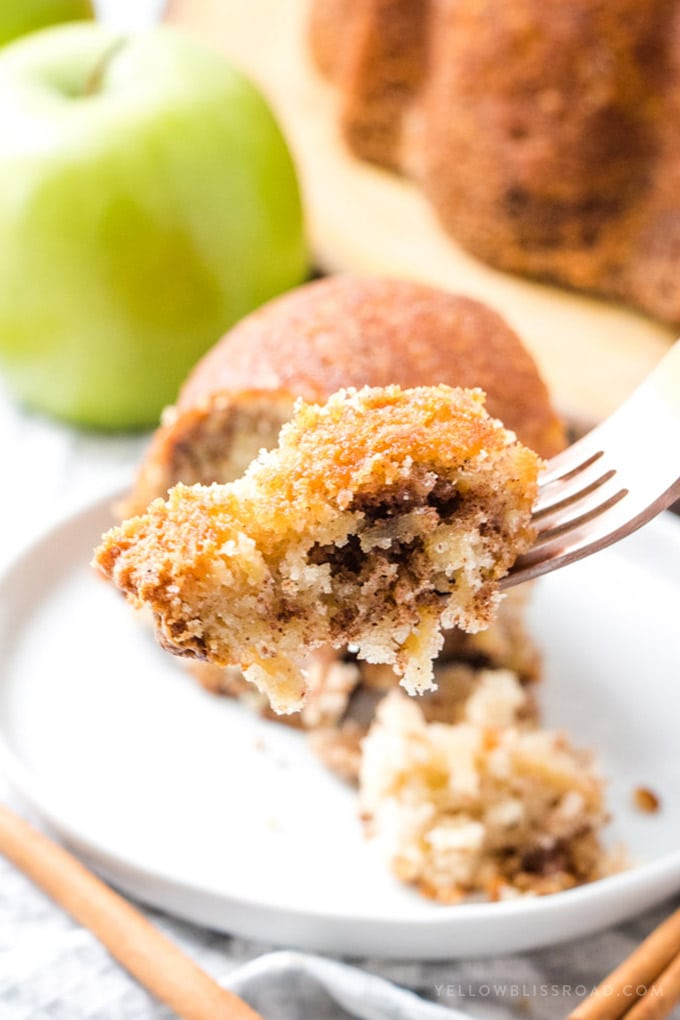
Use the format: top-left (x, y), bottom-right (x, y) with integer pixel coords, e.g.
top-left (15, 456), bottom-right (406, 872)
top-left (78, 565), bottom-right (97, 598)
top-left (533, 462), bottom-right (613, 515)
top-left (537, 448), bottom-right (605, 487)
top-left (532, 486), bottom-right (628, 545)
top-left (533, 472), bottom-right (622, 534)
top-left (501, 478), bottom-right (680, 589)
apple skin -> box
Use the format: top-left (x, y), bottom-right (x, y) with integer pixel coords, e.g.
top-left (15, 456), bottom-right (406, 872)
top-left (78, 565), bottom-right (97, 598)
top-left (0, 24), bottom-right (308, 428)
top-left (0, 0), bottom-right (93, 48)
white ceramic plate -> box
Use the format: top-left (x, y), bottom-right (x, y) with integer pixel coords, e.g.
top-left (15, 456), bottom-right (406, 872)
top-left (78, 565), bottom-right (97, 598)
top-left (0, 489), bottom-right (679, 959)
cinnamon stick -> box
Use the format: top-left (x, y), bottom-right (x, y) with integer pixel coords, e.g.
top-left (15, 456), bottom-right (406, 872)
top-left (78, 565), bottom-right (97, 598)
top-left (623, 952), bottom-right (680, 1020)
top-left (0, 802), bottom-right (262, 1020)
top-left (568, 907), bottom-right (680, 1020)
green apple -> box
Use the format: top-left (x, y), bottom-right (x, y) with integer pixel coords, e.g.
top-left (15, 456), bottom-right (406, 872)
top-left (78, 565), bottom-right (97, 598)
top-left (0, 0), bottom-right (93, 48)
top-left (0, 24), bottom-right (307, 428)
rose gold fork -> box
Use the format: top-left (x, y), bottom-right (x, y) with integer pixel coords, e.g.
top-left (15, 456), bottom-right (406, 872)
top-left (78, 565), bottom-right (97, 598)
top-left (501, 340), bottom-right (680, 589)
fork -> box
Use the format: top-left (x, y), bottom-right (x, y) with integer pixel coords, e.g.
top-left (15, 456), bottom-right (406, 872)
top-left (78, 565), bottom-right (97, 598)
top-left (501, 339), bottom-right (680, 589)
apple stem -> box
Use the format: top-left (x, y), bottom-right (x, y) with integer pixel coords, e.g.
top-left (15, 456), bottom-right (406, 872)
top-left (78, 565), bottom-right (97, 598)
top-left (83, 38), bottom-right (126, 98)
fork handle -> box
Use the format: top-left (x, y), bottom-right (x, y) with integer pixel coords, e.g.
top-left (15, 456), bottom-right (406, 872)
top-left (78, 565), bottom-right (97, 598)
top-left (0, 801), bottom-right (262, 1020)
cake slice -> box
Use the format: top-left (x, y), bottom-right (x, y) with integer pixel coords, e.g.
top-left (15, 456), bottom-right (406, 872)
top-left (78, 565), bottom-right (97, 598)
top-left (94, 384), bottom-right (541, 713)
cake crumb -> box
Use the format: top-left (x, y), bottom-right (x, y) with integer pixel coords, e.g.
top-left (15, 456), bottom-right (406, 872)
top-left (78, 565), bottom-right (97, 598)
top-left (633, 787), bottom-right (661, 813)
top-left (359, 679), bottom-right (610, 901)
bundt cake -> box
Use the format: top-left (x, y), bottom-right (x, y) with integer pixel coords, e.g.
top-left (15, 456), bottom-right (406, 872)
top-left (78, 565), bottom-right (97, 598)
top-left (95, 384), bottom-right (541, 713)
top-left (308, 1), bottom-right (680, 324)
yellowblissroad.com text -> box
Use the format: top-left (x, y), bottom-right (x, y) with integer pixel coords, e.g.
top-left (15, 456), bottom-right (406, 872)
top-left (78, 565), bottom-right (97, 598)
top-left (433, 982), bottom-right (664, 1000)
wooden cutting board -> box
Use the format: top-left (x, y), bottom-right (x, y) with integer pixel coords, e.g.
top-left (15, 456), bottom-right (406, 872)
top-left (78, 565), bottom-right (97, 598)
top-left (166, 0), bottom-right (675, 425)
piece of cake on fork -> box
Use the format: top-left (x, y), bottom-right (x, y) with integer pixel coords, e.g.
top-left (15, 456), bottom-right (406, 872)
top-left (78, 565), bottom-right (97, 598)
top-left (94, 383), bottom-right (541, 714)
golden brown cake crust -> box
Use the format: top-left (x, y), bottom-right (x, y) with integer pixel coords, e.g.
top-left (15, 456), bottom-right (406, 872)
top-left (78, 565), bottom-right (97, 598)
top-left (177, 276), bottom-right (562, 452)
top-left (126, 276), bottom-right (563, 515)
top-left (309, 0), bottom-right (430, 170)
